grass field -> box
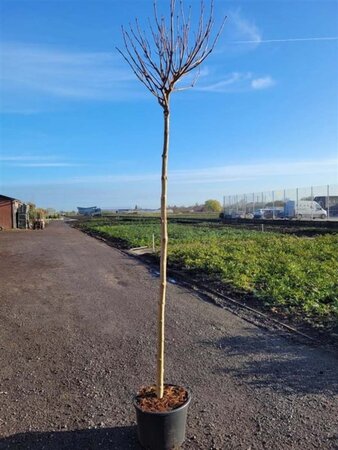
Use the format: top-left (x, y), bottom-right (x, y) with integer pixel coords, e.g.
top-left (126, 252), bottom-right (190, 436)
top-left (78, 217), bottom-right (338, 325)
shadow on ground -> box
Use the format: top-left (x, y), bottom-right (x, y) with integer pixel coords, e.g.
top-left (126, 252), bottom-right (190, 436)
top-left (0, 426), bottom-right (141, 450)
top-left (210, 331), bottom-right (338, 396)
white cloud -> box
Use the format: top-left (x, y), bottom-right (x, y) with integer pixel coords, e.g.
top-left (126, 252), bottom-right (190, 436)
top-left (234, 36), bottom-right (338, 44)
top-left (3, 158), bottom-right (337, 209)
top-left (0, 154), bottom-right (81, 167)
top-left (197, 72), bottom-right (275, 93)
top-left (0, 155), bottom-right (57, 161)
top-left (196, 72), bottom-right (250, 92)
top-left (219, 9), bottom-right (262, 54)
top-left (5, 158), bottom-right (336, 187)
top-left (251, 76), bottom-right (275, 90)
top-left (170, 159), bottom-right (337, 184)
top-left (13, 163), bottom-right (81, 168)
top-left (0, 42), bottom-right (144, 111)
top-left (226, 11), bottom-right (338, 48)
top-left (229, 9), bottom-right (262, 44)
top-left (0, 39), bottom-right (275, 112)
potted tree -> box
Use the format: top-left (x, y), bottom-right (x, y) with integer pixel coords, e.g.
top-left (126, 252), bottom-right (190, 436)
top-left (117, 1), bottom-right (225, 448)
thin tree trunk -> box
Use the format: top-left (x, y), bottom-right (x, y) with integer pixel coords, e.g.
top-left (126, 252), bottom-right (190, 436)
top-left (118, 0), bottom-right (224, 402)
top-left (156, 103), bottom-right (170, 399)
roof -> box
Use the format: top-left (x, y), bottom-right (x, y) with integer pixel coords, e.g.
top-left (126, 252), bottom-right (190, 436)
top-left (0, 194), bottom-right (21, 202)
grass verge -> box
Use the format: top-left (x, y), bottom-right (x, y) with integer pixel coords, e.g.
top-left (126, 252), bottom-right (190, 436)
top-left (77, 219), bottom-right (338, 330)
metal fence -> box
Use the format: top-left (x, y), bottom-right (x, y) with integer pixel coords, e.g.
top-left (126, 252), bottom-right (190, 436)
top-left (223, 184), bottom-right (338, 220)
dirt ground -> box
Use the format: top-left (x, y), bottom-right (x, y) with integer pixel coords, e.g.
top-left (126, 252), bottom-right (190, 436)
top-left (0, 221), bottom-right (337, 449)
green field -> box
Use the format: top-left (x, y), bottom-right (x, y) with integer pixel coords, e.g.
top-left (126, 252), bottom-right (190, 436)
top-left (79, 218), bottom-right (338, 325)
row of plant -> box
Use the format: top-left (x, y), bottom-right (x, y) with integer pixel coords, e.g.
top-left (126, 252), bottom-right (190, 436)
top-left (78, 219), bottom-right (338, 323)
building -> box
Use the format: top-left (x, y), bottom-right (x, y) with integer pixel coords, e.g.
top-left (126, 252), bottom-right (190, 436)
top-left (77, 206), bottom-right (102, 216)
top-left (0, 195), bottom-right (29, 230)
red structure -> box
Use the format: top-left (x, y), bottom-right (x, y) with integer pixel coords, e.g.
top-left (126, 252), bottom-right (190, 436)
top-left (0, 195), bottom-right (27, 229)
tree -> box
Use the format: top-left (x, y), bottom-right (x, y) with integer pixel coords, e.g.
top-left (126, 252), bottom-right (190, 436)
top-left (28, 202), bottom-right (37, 221)
top-left (265, 200), bottom-right (285, 207)
top-left (204, 199), bottom-right (222, 212)
top-left (118, 0), bottom-right (224, 399)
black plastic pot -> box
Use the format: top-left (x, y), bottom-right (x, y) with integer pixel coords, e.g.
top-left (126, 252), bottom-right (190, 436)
top-left (134, 387), bottom-right (191, 450)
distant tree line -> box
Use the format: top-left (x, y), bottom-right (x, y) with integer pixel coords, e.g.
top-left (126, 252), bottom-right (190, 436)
top-left (28, 203), bottom-right (60, 219)
top-left (169, 199), bottom-right (222, 213)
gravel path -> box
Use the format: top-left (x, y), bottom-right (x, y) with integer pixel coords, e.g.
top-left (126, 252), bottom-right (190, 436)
top-left (0, 221), bottom-right (337, 450)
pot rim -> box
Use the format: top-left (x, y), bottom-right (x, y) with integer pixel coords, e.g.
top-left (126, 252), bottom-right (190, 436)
top-left (133, 384), bottom-right (191, 416)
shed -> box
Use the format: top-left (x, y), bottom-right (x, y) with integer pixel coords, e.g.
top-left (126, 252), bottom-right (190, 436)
top-left (0, 195), bottom-right (29, 230)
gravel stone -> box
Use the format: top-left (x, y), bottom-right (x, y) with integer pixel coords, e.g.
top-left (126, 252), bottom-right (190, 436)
top-left (0, 221), bottom-right (337, 449)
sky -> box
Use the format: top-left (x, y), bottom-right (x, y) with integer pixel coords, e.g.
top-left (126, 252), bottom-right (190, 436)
top-left (0, 0), bottom-right (337, 211)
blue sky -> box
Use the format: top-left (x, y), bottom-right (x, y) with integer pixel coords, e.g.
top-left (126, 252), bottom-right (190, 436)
top-left (0, 0), bottom-right (337, 210)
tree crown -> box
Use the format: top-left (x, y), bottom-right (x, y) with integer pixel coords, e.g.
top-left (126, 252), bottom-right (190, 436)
top-left (117, 0), bottom-right (225, 109)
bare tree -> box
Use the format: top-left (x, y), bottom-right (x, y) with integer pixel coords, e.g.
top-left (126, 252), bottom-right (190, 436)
top-left (117, 0), bottom-right (225, 399)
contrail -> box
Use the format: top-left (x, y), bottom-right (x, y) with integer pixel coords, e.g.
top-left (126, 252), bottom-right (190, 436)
top-left (234, 36), bottom-right (338, 44)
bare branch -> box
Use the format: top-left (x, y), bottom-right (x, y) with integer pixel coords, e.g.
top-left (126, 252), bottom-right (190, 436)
top-left (172, 66), bottom-right (201, 92)
top-left (118, 0), bottom-right (225, 106)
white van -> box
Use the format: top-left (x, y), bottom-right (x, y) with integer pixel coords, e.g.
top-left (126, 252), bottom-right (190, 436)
top-left (295, 201), bottom-right (327, 219)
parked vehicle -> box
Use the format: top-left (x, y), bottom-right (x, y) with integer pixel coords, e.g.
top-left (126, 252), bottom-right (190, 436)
top-left (253, 208), bottom-right (284, 219)
top-left (232, 212), bottom-right (254, 219)
top-left (220, 211), bottom-right (254, 219)
top-left (329, 204), bottom-right (338, 217)
top-left (314, 196), bottom-right (338, 217)
top-left (253, 209), bottom-right (265, 219)
top-left (284, 200), bottom-right (327, 219)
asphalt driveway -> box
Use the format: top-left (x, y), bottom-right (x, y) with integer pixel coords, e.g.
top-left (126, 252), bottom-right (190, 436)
top-left (0, 221), bottom-right (337, 449)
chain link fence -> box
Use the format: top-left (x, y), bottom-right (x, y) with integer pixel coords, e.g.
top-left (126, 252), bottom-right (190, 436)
top-left (223, 184), bottom-right (338, 220)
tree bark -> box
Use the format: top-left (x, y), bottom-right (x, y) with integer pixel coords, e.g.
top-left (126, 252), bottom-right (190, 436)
top-left (118, 0), bottom-right (224, 401)
top-left (156, 103), bottom-right (170, 399)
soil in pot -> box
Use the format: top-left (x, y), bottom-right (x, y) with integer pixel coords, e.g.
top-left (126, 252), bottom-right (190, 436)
top-left (135, 384), bottom-right (188, 413)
